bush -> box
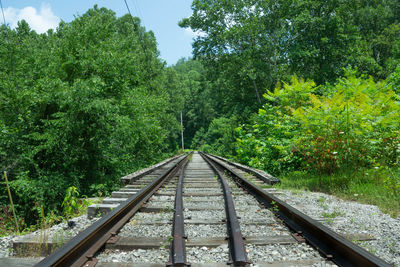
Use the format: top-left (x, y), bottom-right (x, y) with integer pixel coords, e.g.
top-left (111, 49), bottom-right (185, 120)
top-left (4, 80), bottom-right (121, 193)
top-left (236, 71), bottom-right (400, 176)
top-left (235, 76), bottom-right (316, 175)
top-left (293, 70), bottom-right (400, 173)
top-left (388, 65), bottom-right (400, 94)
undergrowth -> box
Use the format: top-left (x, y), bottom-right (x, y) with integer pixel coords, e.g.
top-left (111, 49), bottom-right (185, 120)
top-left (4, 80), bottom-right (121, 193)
top-left (0, 186), bottom-right (97, 238)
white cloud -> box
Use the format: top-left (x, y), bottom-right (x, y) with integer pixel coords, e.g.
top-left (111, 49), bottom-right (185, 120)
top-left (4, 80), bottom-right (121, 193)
top-left (4, 3), bottom-right (59, 34)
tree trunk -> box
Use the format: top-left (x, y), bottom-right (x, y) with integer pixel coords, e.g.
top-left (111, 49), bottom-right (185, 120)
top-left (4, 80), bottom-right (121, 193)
top-left (252, 79), bottom-right (262, 105)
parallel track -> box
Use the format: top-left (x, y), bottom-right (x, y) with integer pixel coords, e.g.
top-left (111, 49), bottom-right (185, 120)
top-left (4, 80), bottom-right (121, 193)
top-left (201, 153), bottom-right (391, 267)
top-left (36, 152), bottom-right (390, 267)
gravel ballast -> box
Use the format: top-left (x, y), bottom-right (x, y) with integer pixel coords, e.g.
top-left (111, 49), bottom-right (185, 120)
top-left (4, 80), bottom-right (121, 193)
top-left (186, 245), bottom-right (229, 263)
top-left (247, 243), bottom-right (325, 262)
top-left (129, 211), bottom-right (173, 222)
top-left (278, 189), bottom-right (400, 265)
top-left (0, 235), bottom-right (14, 258)
top-left (119, 222), bottom-right (172, 237)
top-left (97, 248), bottom-right (169, 263)
top-left (185, 224), bottom-right (226, 238)
top-left (184, 210), bottom-right (225, 220)
top-left (184, 196), bottom-right (223, 202)
top-left (0, 214), bottom-right (99, 258)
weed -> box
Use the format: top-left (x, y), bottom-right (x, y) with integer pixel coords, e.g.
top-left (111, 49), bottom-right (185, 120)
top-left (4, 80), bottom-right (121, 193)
top-left (161, 236), bottom-right (173, 249)
top-left (61, 186), bottom-right (92, 220)
top-left (317, 196), bottom-right (326, 204)
top-left (244, 173), bottom-right (252, 180)
top-left (362, 242), bottom-right (377, 254)
top-left (319, 203), bottom-right (329, 210)
top-left (61, 187), bottom-right (80, 220)
top-left (270, 201), bottom-right (279, 212)
top-left (386, 239), bottom-right (397, 254)
top-left (321, 210), bottom-right (343, 219)
top-left (52, 229), bottom-right (71, 250)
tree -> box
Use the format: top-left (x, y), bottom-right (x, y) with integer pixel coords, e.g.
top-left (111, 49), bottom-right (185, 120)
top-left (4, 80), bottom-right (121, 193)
top-left (163, 58), bottom-right (214, 148)
top-left (0, 6), bottom-right (180, 226)
top-left (179, 0), bottom-right (292, 116)
top-left (180, 0), bottom-right (400, 99)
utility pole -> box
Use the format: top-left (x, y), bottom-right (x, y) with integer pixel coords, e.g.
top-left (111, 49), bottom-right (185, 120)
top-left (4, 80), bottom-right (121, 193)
top-left (180, 111), bottom-right (184, 151)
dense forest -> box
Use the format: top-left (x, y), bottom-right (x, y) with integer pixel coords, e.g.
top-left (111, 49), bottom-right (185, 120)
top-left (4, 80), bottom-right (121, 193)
top-left (0, 6), bottom-right (183, 230)
top-left (1, 0), bottom-right (400, 233)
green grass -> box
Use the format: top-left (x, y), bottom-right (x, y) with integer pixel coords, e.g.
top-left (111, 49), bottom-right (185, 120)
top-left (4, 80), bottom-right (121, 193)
top-left (276, 167), bottom-right (400, 217)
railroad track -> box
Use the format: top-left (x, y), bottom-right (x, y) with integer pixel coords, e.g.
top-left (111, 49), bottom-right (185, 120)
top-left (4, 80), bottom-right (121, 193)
top-left (36, 152), bottom-right (391, 267)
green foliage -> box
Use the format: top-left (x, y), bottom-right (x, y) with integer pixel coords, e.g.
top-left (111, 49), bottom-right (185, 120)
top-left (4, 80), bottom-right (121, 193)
top-left (61, 186), bottom-right (81, 220)
top-left (0, 6), bottom-right (180, 229)
top-left (380, 166), bottom-right (400, 198)
top-left (236, 71), bottom-right (400, 176)
top-left (0, 206), bottom-right (25, 237)
top-left (163, 59), bottom-right (214, 148)
top-left (61, 186), bottom-right (91, 221)
top-left (193, 117), bottom-right (238, 157)
top-left (287, 0), bottom-right (360, 83)
top-left (388, 65), bottom-right (400, 94)
top-left (236, 77), bottom-right (316, 175)
top-left (180, 0), bottom-right (400, 120)
top-left (293, 70), bottom-right (400, 173)
top-left (180, 0), bottom-right (290, 115)
top-left (2, 1), bottom-right (400, 232)
top-left (89, 184), bottom-right (110, 198)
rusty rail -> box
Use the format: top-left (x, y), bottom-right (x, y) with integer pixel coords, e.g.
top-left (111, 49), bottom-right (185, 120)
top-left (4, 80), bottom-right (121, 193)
top-left (203, 153), bottom-right (391, 267)
top-left (208, 154), bottom-right (280, 185)
top-left (168, 160), bottom-right (189, 266)
top-left (120, 154), bottom-right (183, 185)
top-left (200, 152), bottom-right (248, 266)
top-left (36, 155), bottom-right (188, 267)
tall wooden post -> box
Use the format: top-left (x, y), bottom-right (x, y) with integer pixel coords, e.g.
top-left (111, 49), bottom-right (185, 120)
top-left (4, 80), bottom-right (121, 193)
top-left (4, 171), bottom-right (19, 232)
top-left (180, 111), bottom-right (184, 151)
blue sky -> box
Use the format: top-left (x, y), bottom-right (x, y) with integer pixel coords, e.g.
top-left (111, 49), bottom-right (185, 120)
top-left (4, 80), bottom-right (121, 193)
top-left (1, 0), bottom-right (196, 65)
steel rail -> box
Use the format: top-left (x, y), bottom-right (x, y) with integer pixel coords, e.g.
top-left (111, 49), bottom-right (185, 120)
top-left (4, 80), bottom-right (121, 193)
top-left (203, 153), bottom-right (391, 267)
top-left (168, 160), bottom-right (190, 266)
top-left (200, 152), bottom-right (248, 266)
top-left (36, 155), bottom-right (188, 267)
top-left (120, 154), bottom-right (183, 185)
top-left (208, 154), bottom-right (280, 185)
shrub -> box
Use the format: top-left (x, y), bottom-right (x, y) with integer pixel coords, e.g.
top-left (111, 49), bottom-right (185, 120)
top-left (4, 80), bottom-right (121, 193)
top-left (235, 76), bottom-right (316, 175)
top-left (293, 70), bottom-right (400, 173)
top-left (235, 71), bottom-right (400, 176)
